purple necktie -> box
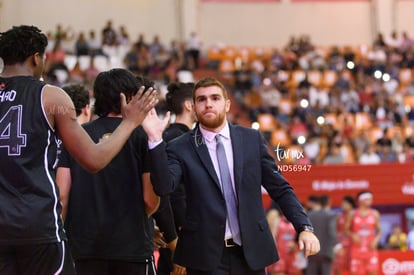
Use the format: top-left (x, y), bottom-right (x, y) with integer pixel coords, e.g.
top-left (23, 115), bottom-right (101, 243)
top-left (215, 134), bottom-right (241, 245)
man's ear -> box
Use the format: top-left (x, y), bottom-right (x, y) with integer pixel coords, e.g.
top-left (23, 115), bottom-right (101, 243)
top-left (82, 104), bottom-right (90, 117)
top-left (184, 100), bottom-right (193, 111)
top-left (32, 52), bottom-right (42, 66)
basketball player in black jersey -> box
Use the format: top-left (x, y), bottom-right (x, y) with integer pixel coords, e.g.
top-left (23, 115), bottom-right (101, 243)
top-left (57, 71), bottom-right (160, 275)
top-left (0, 25), bottom-right (157, 274)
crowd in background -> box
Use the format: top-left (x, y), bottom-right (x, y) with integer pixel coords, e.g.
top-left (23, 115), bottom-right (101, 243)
top-left (40, 20), bottom-right (414, 166)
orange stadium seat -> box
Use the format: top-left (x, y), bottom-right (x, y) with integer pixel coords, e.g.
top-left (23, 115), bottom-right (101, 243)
top-left (307, 70), bottom-right (322, 87)
top-left (270, 129), bottom-right (291, 147)
top-left (403, 95), bottom-right (414, 109)
top-left (257, 113), bottom-right (277, 132)
top-left (367, 126), bottom-right (383, 143)
top-left (218, 59), bottom-right (235, 74)
top-left (207, 46), bottom-right (223, 61)
top-left (399, 68), bottom-right (412, 88)
top-left (278, 98), bottom-right (293, 115)
top-left (322, 70), bottom-right (338, 88)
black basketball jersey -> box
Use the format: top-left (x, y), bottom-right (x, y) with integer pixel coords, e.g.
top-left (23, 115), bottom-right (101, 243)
top-left (0, 76), bottom-right (65, 245)
top-left (58, 117), bottom-right (153, 261)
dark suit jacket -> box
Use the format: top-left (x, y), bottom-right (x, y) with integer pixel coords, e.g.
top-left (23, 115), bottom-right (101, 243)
top-left (150, 123), bottom-right (311, 271)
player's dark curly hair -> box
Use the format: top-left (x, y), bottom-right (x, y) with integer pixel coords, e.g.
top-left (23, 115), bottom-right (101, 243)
top-left (166, 82), bottom-right (194, 115)
top-left (61, 84), bottom-right (90, 117)
top-left (0, 25), bottom-right (48, 65)
top-left (93, 69), bottom-right (154, 117)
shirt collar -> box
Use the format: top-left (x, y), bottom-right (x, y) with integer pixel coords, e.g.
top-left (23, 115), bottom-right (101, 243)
top-left (199, 121), bottom-right (230, 143)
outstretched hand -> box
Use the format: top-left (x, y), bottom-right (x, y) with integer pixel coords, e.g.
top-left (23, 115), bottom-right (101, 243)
top-left (120, 86), bottom-right (158, 128)
top-left (142, 108), bottom-right (171, 142)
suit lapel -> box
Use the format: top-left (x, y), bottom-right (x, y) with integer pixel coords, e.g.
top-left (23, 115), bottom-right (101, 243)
top-left (229, 124), bottom-right (243, 194)
top-left (190, 126), bottom-right (221, 189)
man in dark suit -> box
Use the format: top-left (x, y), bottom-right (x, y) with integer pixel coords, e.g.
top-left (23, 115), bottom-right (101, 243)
top-left (144, 77), bottom-right (320, 275)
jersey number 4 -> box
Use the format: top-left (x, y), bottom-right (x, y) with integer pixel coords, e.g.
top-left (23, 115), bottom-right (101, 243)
top-left (0, 105), bottom-right (27, 156)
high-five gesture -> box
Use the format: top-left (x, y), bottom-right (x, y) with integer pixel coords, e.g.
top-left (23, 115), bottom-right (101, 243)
top-left (142, 108), bottom-right (171, 142)
top-left (120, 86), bottom-right (158, 129)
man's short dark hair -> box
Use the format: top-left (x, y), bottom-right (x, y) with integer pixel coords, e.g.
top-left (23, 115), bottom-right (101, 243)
top-left (0, 25), bottom-right (48, 65)
top-left (93, 69), bottom-right (154, 117)
top-left (61, 84), bottom-right (90, 117)
top-left (166, 82), bottom-right (194, 115)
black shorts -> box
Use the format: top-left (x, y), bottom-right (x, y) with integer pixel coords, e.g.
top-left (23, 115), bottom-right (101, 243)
top-left (74, 256), bottom-right (157, 275)
top-left (0, 240), bottom-right (75, 275)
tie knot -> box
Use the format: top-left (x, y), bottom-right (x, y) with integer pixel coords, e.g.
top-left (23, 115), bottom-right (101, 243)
top-left (215, 134), bottom-right (222, 144)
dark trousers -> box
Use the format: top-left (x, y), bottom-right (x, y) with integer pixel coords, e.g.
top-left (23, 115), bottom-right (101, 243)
top-left (0, 241), bottom-right (76, 275)
top-left (187, 245), bottom-right (265, 275)
top-left (157, 248), bottom-right (173, 275)
top-left (306, 255), bottom-right (333, 275)
top-left (75, 257), bottom-right (156, 275)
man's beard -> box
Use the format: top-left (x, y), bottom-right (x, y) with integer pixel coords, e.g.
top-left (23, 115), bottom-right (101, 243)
top-left (196, 110), bottom-right (226, 129)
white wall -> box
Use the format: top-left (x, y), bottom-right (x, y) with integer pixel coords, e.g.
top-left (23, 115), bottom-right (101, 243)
top-left (2, 0), bottom-right (414, 51)
top-left (396, 0), bottom-right (414, 34)
top-left (199, 1), bottom-right (373, 48)
top-left (0, 0), bottom-right (179, 46)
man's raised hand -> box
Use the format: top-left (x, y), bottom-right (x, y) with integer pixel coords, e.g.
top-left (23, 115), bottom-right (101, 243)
top-left (120, 86), bottom-right (158, 128)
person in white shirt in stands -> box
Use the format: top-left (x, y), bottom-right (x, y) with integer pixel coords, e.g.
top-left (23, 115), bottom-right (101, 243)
top-left (358, 144), bottom-right (381, 165)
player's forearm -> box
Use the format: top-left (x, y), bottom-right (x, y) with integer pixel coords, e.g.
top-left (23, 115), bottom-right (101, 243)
top-left (80, 120), bottom-right (137, 173)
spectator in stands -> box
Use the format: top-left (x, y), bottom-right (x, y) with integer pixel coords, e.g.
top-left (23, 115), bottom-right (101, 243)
top-left (68, 60), bottom-right (86, 84)
top-left (323, 143), bottom-right (345, 165)
top-left (134, 33), bottom-right (148, 49)
top-left (123, 44), bottom-right (140, 75)
top-left (45, 39), bottom-right (68, 74)
top-left (373, 33), bottom-right (386, 48)
top-left (149, 35), bottom-right (163, 57)
top-left (377, 143), bottom-right (398, 163)
top-left (117, 25), bottom-right (130, 46)
top-left (387, 224), bottom-right (408, 251)
top-left (259, 82), bottom-right (281, 117)
top-left (75, 32), bottom-right (89, 56)
top-left (84, 57), bottom-right (100, 88)
top-left (358, 144), bottom-right (381, 164)
top-left (136, 44), bottom-right (152, 76)
top-left (289, 115), bottom-right (309, 141)
top-left (353, 131), bottom-right (371, 159)
top-left (185, 31), bottom-right (202, 69)
top-left (101, 20), bottom-right (117, 47)
top-left (87, 30), bottom-right (105, 57)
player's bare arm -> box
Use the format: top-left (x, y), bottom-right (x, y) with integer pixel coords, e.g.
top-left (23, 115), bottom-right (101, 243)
top-left (44, 85), bottom-right (158, 173)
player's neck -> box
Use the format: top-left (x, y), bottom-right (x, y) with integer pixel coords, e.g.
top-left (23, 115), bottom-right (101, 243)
top-left (107, 112), bottom-right (122, 118)
top-left (175, 113), bottom-right (194, 129)
top-left (0, 65), bottom-right (34, 78)
top-left (358, 206), bottom-right (371, 215)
